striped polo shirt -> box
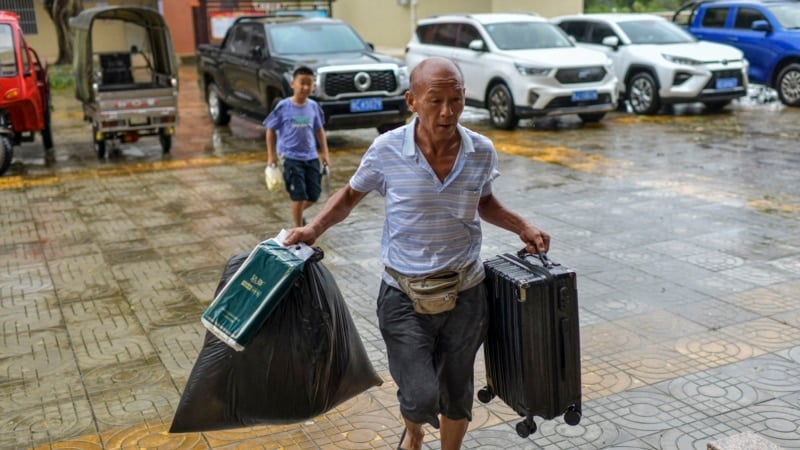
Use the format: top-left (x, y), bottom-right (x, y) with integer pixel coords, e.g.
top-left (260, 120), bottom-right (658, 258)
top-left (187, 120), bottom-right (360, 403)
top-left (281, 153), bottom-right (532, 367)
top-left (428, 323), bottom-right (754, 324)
top-left (350, 118), bottom-right (500, 290)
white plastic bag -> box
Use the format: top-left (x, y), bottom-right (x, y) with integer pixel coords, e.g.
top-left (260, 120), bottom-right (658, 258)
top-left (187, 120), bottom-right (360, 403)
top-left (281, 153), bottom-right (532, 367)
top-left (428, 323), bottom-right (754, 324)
top-left (265, 165), bottom-right (283, 192)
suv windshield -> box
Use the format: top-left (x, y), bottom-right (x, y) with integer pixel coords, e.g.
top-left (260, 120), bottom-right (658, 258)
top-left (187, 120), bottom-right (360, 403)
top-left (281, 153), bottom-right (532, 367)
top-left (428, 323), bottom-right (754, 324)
top-left (268, 22), bottom-right (368, 54)
top-left (484, 21), bottom-right (573, 50)
top-left (768, 4), bottom-right (800, 29)
top-left (619, 20), bottom-right (695, 44)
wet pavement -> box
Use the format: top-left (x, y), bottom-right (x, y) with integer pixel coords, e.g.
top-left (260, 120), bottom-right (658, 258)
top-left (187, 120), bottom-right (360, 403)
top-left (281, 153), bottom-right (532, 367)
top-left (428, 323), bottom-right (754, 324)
top-left (2, 65), bottom-right (800, 449)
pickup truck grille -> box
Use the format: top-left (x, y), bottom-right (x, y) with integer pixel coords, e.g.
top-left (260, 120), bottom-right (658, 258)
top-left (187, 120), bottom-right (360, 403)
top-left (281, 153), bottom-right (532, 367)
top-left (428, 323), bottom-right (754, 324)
top-left (323, 70), bottom-right (398, 96)
top-left (555, 66), bottom-right (607, 84)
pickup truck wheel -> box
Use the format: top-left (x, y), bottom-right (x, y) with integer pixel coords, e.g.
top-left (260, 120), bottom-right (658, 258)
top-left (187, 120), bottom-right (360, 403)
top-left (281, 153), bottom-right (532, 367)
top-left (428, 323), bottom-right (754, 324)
top-left (627, 72), bottom-right (660, 115)
top-left (776, 63), bottom-right (800, 107)
top-left (207, 83), bottom-right (231, 125)
top-left (488, 83), bottom-right (519, 130)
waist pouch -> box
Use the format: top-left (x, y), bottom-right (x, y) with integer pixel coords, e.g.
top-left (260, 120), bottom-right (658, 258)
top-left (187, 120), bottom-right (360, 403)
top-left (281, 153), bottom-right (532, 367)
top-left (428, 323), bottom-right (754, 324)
top-left (386, 267), bottom-right (462, 315)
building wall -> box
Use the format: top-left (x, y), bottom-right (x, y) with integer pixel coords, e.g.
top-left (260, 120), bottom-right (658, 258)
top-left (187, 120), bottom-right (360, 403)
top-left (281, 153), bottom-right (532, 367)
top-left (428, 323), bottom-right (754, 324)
top-left (23, 0), bottom-right (583, 63)
top-left (334, 0), bottom-right (584, 52)
top-left (161, 0), bottom-right (196, 57)
top-left (24, 0), bottom-right (158, 63)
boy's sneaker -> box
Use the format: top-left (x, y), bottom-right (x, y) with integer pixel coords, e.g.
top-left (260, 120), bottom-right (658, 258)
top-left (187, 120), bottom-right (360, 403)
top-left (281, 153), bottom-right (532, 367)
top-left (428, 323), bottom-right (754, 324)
top-left (302, 217), bottom-right (307, 226)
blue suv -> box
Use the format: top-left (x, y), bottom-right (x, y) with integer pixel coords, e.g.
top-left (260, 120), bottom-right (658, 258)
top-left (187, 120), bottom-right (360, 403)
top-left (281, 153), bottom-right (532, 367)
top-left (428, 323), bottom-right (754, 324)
top-left (674, 0), bottom-right (800, 106)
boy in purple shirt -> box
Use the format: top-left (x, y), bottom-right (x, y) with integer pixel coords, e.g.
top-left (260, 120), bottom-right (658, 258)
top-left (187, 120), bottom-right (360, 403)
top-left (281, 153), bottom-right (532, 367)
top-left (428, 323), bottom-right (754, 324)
top-left (264, 66), bottom-right (330, 227)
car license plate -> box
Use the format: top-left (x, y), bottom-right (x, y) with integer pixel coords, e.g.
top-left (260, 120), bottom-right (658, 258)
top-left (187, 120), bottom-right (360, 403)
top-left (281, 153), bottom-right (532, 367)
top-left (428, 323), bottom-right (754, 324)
top-left (350, 97), bottom-right (383, 112)
top-left (571, 90), bottom-right (598, 102)
top-left (716, 77), bottom-right (738, 90)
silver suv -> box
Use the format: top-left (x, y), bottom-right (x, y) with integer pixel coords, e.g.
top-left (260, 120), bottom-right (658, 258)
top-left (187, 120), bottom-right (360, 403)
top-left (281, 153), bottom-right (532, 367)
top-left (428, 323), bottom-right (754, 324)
top-left (553, 14), bottom-right (749, 114)
top-left (405, 13), bottom-right (619, 129)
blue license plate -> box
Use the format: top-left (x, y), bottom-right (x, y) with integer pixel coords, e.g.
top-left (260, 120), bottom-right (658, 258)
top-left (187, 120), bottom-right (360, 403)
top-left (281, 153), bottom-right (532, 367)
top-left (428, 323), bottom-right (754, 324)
top-left (571, 90), bottom-right (598, 102)
top-left (716, 77), bottom-right (738, 90)
top-left (350, 97), bottom-right (383, 112)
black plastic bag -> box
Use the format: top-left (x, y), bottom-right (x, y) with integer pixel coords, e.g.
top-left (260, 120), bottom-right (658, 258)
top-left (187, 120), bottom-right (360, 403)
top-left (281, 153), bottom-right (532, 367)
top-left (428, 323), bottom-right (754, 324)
top-left (169, 250), bottom-right (383, 433)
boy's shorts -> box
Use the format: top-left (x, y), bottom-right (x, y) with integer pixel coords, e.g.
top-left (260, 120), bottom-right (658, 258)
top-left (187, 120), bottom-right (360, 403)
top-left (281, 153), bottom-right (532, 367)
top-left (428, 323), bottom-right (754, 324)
top-left (283, 158), bottom-right (322, 202)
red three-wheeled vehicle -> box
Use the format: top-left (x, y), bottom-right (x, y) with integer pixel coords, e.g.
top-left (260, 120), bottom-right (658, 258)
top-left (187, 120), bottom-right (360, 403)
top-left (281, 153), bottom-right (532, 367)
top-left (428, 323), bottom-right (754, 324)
top-left (0, 10), bottom-right (53, 175)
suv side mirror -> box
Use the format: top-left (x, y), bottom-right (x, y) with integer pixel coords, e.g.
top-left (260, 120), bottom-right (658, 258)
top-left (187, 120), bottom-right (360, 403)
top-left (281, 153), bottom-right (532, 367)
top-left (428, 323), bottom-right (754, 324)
top-left (601, 35), bottom-right (620, 49)
top-left (468, 39), bottom-right (486, 52)
top-left (751, 20), bottom-right (771, 32)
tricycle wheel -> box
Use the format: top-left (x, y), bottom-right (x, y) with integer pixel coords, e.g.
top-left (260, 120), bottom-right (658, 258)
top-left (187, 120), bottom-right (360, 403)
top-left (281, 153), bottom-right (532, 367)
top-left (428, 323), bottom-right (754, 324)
top-left (159, 130), bottom-right (172, 154)
top-left (0, 135), bottom-right (12, 175)
top-left (41, 96), bottom-right (53, 150)
top-left (95, 139), bottom-right (106, 159)
top-left (92, 125), bottom-right (106, 159)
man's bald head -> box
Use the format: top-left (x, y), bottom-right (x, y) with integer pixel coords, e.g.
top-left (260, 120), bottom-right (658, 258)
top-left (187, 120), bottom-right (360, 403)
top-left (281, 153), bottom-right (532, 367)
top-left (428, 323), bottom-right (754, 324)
top-left (409, 57), bottom-right (464, 95)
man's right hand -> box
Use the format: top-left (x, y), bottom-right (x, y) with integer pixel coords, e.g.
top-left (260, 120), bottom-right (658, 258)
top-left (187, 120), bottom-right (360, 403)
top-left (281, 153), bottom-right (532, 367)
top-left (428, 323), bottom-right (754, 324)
top-left (283, 225), bottom-right (318, 246)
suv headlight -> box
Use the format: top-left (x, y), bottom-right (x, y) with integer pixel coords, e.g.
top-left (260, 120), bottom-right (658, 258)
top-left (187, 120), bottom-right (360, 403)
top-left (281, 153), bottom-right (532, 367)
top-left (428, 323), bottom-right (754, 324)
top-left (662, 54), bottom-right (702, 66)
top-left (515, 63), bottom-right (552, 76)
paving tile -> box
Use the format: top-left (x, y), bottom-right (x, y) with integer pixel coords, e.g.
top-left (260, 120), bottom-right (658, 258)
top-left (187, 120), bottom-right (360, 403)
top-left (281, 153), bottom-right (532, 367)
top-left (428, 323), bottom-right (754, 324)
top-left (726, 284), bottom-right (800, 316)
top-left (673, 330), bottom-right (767, 370)
top-left (6, 66), bottom-right (800, 450)
top-left (596, 343), bottom-right (700, 386)
top-left (614, 310), bottom-right (707, 345)
top-left (717, 318), bottom-right (800, 353)
top-left (712, 398), bottom-right (800, 449)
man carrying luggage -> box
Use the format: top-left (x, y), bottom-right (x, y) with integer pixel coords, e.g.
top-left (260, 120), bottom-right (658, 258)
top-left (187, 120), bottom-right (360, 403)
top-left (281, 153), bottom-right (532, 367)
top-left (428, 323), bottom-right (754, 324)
top-left (282, 56), bottom-right (550, 450)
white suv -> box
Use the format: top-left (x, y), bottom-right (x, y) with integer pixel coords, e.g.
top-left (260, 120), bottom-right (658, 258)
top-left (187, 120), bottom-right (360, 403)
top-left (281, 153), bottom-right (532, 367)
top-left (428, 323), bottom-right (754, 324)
top-left (405, 13), bottom-right (619, 129)
top-left (553, 13), bottom-right (749, 114)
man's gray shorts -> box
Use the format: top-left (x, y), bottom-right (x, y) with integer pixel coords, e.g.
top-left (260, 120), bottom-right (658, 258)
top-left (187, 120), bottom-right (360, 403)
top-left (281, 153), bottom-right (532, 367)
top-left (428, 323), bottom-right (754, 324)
top-left (377, 281), bottom-right (488, 428)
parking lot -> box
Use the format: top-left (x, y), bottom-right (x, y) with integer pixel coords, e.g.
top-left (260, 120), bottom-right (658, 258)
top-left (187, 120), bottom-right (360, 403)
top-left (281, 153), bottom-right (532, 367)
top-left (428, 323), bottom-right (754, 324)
top-left (2, 64), bottom-right (800, 449)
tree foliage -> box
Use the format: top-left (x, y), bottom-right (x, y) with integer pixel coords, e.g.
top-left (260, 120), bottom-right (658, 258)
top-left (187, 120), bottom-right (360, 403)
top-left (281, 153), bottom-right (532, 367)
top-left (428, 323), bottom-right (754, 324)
top-left (584, 0), bottom-right (685, 13)
top-left (43, 0), bottom-right (83, 65)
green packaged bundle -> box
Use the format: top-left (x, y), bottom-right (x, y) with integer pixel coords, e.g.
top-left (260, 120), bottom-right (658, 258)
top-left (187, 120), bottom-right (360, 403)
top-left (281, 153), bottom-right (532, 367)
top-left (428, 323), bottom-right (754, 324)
top-left (201, 238), bottom-right (312, 351)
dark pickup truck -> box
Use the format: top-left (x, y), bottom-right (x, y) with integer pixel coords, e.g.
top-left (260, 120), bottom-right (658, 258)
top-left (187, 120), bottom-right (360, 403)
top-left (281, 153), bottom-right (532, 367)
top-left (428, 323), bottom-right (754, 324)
top-left (196, 15), bottom-right (411, 132)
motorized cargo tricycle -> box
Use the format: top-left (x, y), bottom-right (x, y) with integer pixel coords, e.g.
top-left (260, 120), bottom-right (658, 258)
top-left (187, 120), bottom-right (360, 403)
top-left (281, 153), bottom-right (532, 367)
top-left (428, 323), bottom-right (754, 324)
top-left (71, 6), bottom-right (178, 158)
top-left (0, 10), bottom-right (53, 175)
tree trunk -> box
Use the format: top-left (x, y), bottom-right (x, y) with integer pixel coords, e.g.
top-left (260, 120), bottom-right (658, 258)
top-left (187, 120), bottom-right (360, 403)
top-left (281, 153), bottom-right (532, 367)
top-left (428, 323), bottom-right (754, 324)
top-left (44, 0), bottom-right (83, 65)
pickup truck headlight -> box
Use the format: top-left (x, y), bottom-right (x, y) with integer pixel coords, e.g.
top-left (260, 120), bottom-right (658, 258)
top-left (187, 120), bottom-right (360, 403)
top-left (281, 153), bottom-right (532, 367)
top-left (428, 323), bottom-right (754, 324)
top-left (515, 63), bottom-right (552, 76)
top-left (662, 54), bottom-right (702, 66)
top-left (397, 66), bottom-right (410, 89)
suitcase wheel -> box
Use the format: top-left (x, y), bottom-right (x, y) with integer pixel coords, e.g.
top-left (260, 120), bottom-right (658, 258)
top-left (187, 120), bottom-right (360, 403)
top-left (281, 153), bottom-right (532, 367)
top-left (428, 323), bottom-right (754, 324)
top-left (515, 418), bottom-right (536, 438)
top-left (477, 386), bottom-right (495, 404)
top-left (564, 405), bottom-right (581, 426)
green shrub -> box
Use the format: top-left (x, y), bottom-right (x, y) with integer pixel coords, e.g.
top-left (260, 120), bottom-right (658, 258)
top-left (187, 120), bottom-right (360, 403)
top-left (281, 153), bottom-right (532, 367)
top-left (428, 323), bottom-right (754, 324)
top-left (48, 64), bottom-right (74, 90)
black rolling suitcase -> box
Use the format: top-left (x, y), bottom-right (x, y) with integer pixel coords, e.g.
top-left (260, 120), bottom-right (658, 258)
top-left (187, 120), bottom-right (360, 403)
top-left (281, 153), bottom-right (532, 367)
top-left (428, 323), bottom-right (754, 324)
top-left (479, 250), bottom-right (581, 438)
